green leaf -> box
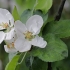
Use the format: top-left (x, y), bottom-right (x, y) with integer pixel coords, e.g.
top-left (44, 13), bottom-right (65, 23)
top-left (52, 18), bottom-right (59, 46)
top-left (52, 60), bottom-right (69, 70)
top-left (35, 0), bottom-right (53, 13)
top-left (15, 0), bottom-right (25, 6)
top-left (15, 0), bottom-right (36, 14)
top-left (53, 38), bottom-right (70, 70)
top-left (43, 20), bottom-right (70, 38)
top-left (32, 58), bottom-right (48, 70)
top-left (5, 55), bottom-right (20, 70)
top-left (20, 9), bottom-right (48, 24)
top-left (15, 0), bottom-right (52, 14)
top-left (15, 53), bottom-right (29, 70)
top-left (12, 6), bottom-right (20, 21)
top-left (20, 9), bottom-right (32, 23)
top-left (31, 34), bottom-right (68, 62)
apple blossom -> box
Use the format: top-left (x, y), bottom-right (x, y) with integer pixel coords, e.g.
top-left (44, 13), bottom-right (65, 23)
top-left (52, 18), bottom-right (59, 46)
top-left (14, 15), bottom-right (47, 52)
top-left (0, 8), bottom-right (14, 44)
top-left (0, 8), bottom-right (14, 30)
top-left (4, 32), bottom-right (17, 53)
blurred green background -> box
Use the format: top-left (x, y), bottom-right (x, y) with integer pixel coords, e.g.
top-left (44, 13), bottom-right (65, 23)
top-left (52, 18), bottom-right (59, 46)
top-left (0, 0), bottom-right (70, 70)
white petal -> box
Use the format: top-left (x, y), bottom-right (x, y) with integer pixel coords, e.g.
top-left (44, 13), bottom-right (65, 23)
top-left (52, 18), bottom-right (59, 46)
top-left (5, 35), bottom-right (16, 44)
top-left (14, 38), bottom-right (31, 52)
top-left (4, 45), bottom-right (17, 53)
top-left (0, 31), bottom-right (5, 44)
top-left (5, 28), bottom-right (15, 40)
top-left (0, 26), bottom-right (5, 30)
top-left (31, 35), bottom-right (47, 48)
top-left (0, 8), bottom-right (14, 27)
top-left (0, 13), bottom-right (8, 30)
top-left (14, 27), bottom-right (25, 39)
top-left (0, 13), bottom-right (8, 24)
top-left (26, 15), bottom-right (43, 35)
top-left (15, 20), bottom-right (27, 33)
top-left (33, 29), bottom-right (40, 35)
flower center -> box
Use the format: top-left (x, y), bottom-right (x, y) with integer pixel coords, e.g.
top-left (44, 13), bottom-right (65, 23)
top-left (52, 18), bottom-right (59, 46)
top-left (7, 42), bottom-right (14, 48)
top-left (0, 22), bottom-right (9, 29)
top-left (24, 31), bottom-right (34, 41)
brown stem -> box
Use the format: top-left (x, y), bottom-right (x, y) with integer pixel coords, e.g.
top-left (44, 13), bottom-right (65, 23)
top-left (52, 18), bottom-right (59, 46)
top-left (55, 0), bottom-right (66, 21)
top-left (47, 62), bottom-right (52, 70)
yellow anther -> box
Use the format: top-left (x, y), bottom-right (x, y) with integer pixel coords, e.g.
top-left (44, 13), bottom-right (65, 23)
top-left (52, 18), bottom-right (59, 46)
top-left (2, 22), bottom-right (9, 29)
top-left (7, 42), bottom-right (14, 49)
top-left (7, 44), bottom-right (10, 48)
top-left (0, 22), bottom-right (9, 29)
top-left (11, 42), bottom-right (14, 47)
top-left (24, 31), bottom-right (34, 40)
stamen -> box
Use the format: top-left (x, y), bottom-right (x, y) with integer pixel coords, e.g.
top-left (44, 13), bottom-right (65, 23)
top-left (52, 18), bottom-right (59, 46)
top-left (7, 44), bottom-right (10, 48)
top-left (11, 42), bottom-right (14, 47)
top-left (7, 42), bottom-right (14, 48)
top-left (23, 31), bottom-right (34, 40)
top-left (0, 22), bottom-right (9, 29)
top-left (3, 22), bottom-right (9, 29)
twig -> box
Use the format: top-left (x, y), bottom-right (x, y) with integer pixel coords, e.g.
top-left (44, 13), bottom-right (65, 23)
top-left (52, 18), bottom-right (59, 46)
top-left (55, 0), bottom-right (66, 21)
top-left (47, 62), bottom-right (52, 70)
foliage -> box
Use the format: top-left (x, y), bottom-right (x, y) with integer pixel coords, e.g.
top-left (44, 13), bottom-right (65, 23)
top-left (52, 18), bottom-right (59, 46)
top-left (1, 0), bottom-right (70, 70)
top-left (12, 6), bottom-right (20, 21)
top-left (15, 0), bottom-right (52, 14)
top-left (31, 34), bottom-right (68, 62)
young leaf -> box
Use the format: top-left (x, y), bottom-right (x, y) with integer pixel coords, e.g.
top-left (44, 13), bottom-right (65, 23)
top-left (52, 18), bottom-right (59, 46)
top-left (35, 0), bottom-right (53, 13)
top-left (20, 9), bottom-right (32, 23)
top-left (31, 34), bottom-right (68, 62)
top-left (12, 6), bottom-right (20, 21)
top-left (5, 55), bottom-right (20, 70)
top-left (26, 0), bottom-right (53, 13)
top-left (15, 0), bottom-right (52, 14)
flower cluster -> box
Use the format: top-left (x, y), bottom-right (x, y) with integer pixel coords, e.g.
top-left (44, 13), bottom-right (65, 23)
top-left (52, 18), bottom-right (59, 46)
top-left (0, 8), bottom-right (47, 53)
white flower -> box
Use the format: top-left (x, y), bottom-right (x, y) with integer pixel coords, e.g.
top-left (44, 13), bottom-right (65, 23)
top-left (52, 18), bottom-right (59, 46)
top-left (0, 8), bottom-right (14, 43)
top-left (0, 8), bottom-right (14, 30)
top-left (14, 15), bottom-right (47, 52)
top-left (0, 31), bottom-right (5, 44)
top-left (5, 28), bottom-right (15, 40)
top-left (4, 32), bottom-right (17, 53)
top-left (0, 28), bottom-right (15, 44)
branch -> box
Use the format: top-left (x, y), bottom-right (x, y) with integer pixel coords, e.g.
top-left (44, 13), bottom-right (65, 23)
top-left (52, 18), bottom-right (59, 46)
top-left (47, 62), bottom-right (52, 70)
top-left (55, 0), bottom-right (66, 21)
